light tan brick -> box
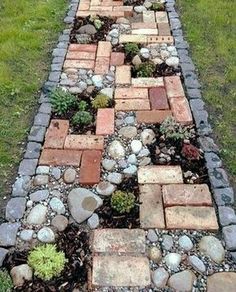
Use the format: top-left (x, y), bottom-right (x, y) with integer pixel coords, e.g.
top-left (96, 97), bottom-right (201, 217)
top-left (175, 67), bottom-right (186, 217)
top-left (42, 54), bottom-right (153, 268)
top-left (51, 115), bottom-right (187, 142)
top-left (64, 135), bottom-right (104, 150)
top-left (169, 97), bottom-right (193, 125)
top-left (115, 99), bottom-right (150, 111)
top-left (132, 28), bottom-right (158, 35)
top-left (165, 206), bottom-right (219, 230)
top-left (138, 165), bottom-right (183, 184)
top-left (164, 76), bottom-right (185, 99)
top-left (90, 5), bottom-right (113, 11)
top-left (119, 34), bottom-right (147, 43)
top-left (97, 41), bottom-right (112, 57)
top-left (92, 256), bottom-right (151, 287)
top-left (155, 12), bottom-right (169, 23)
top-left (132, 77), bottom-right (164, 87)
top-left (94, 57), bottom-right (110, 74)
top-left (140, 184), bottom-right (165, 229)
top-left (93, 229), bottom-right (146, 253)
top-left (143, 11), bottom-right (155, 23)
top-left (115, 88), bottom-right (148, 99)
top-left (136, 110), bottom-right (172, 124)
top-left (158, 23), bottom-right (171, 36)
top-left (115, 65), bottom-right (131, 85)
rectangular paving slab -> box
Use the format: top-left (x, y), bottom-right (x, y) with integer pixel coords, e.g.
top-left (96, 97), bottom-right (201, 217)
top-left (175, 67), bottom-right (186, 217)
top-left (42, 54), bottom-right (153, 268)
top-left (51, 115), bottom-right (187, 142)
top-left (92, 229), bottom-right (146, 254)
top-left (92, 255), bottom-right (151, 287)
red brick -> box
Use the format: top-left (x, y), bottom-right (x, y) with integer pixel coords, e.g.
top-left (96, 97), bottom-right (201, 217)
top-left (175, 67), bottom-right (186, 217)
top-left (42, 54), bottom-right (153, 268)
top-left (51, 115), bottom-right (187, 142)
top-left (147, 36), bottom-right (174, 44)
top-left (44, 119), bottom-right (69, 149)
top-left (136, 110), bottom-right (172, 124)
top-left (165, 206), bottom-right (219, 230)
top-left (115, 65), bottom-right (131, 85)
top-left (113, 6), bottom-right (133, 17)
top-left (63, 60), bottom-right (95, 69)
top-left (66, 51), bottom-right (96, 60)
top-left (158, 23), bottom-right (171, 36)
top-left (140, 184), bottom-right (165, 229)
top-left (79, 150), bottom-right (102, 185)
top-left (131, 23), bottom-right (157, 29)
top-left (164, 76), bottom-right (185, 99)
top-left (68, 44), bottom-right (97, 52)
top-left (110, 52), bottom-right (125, 66)
top-left (97, 41), bottom-right (112, 57)
top-left (115, 88), bottom-right (148, 99)
top-left (163, 184), bottom-right (213, 207)
top-left (39, 149), bottom-right (82, 166)
top-left (169, 97), bottom-right (193, 125)
top-left (149, 87), bottom-right (169, 109)
top-left (96, 108), bottom-right (114, 135)
top-left (94, 57), bottom-right (110, 74)
top-left (115, 99), bottom-right (150, 111)
top-left (64, 135), bottom-right (104, 150)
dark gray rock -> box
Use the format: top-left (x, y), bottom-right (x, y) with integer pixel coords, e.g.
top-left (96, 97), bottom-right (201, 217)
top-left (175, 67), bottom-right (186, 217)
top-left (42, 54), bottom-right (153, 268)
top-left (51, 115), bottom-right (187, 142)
top-left (78, 24), bottom-right (97, 35)
top-left (18, 159), bottom-right (38, 176)
top-left (230, 252), bottom-right (236, 262)
top-left (170, 18), bottom-right (181, 30)
top-left (58, 34), bottom-right (70, 42)
top-left (52, 56), bottom-right (65, 64)
top-left (38, 93), bottom-right (49, 103)
top-left (184, 72), bottom-right (201, 89)
top-left (12, 176), bottom-right (31, 197)
top-left (218, 207), bottom-right (236, 226)
top-left (6, 198), bottom-right (26, 221)
top-left (204, 152), bottom-right (222, 169)
top-left (172, 29), bottom-right (183, 36)
top-left (222, 225), bottom-right (236, 251)
top-left (34, 113), bottom-right (50, 127)
top-left (190, 99), bottom-right (205, 111)
top-left (209, 168), bottom-right (229, 188)
top-left (28, 126), bottom-right (46, 143)
top-left (169, 11), bottom-right (179, 18)
top-left (57, 42), bottom-right (68, 49)
top-left (186, 88), bottom-right (202, 99)
top-left (198, 136), bottom-right (219, 153)
top-left (52, 48), bottom-right (67, 57)
top-left (38, 103), bottom-right (52, 115)
top-left (64, 16), bottom-right (74, 24)
top-left (48, 71), bottom-right (61, 83)
top-left (213, 188), bottom-right (234, 206)
top-left (51, 63), bottom-right (63, 71)
top-left (0, 223), bottom-right (21, 246)
top-left (175, 41), bottom-right (189, 49)
top-left (192, 110), bottom-right (212, 135)
top-left (0, 247), bottom-right (8, 266)
top-left (24, 142), bottom-right (41, 159)
top-left (181, 62), bottom-right (196, 74)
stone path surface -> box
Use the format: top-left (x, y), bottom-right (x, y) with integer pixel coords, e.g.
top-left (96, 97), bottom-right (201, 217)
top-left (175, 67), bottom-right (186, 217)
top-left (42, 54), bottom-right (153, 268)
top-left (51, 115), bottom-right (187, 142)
top-left (0, 0), bottom-right (236, 290)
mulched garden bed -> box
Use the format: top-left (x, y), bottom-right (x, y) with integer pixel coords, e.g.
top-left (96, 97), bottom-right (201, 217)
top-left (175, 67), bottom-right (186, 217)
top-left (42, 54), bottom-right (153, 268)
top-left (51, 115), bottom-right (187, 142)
top-left (3, 225), bottom-right (91, 292)
top-left (70, 16), bottom-right (115, 44)
top-left (124, 0), bottom-right (165, 11)
top-left (97, 177), bottom-right (140, 228)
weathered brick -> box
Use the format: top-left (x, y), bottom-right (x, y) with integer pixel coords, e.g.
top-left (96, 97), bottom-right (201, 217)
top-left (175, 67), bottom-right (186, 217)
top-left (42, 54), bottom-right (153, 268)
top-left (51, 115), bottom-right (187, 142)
top-left (91, 0), bottom-right (101, 5)
top-left (39, 149), bottom-right (82, 166)
top-left (110, 52), bottom-right (125, 66)
top-left (158, 23), bottom-right (171, 36)
top-left (97, 41), bottom-right (112, 57)
top-left (115, 99), bottom-right (150, 111)
top-left (149, 87), bottom-right (169, 109)
top-left (94, 57), bottom-right (110, 74)
top-left (96, 108), bottom-right (114, 135)
top-left (119, 34), bottom-right (147, 43)
top-left (66, 51), bottom-right (96, 60)
top-left (132, 77), bottom-right (164, 88)
top-left (44, 120), bottom-right (69, 149)
top-left (164, 76), bottom-right (185, 99)
top-left (163, 184), bottom-right (212, 207)
top-left (115, 88), bottom-right (148, 99)
top-left (115, 65), bottom-right (131, 84)
top-left (93, 11), bottom-right (125, 18)
top-left (132, 29), bottom-right (158, 35)
top-left (138, 165), bottom-right (183, 184)
top-left (90, 5), bottom-right (113, 11)
top-left (93, 229), bottom-right (146, 253)
top-left (136, 110), bottom-right (172, 124)
top-left (155, 12), bottom-right (169, 23)
top-left (92, 256), bottom-right (151, 287)
top-left (147, 36), bottom-right (174, 44)
top-left (113, 6), bottom-right (133, 17)
top-left (131, 23), bottom-right (157, 29)
top-left (165, 206), bottom-right (219, 230)
top-left (68, 44), bottom-right (97, 52)
top-left (169, 97), bottom-right (193, 125)
top-left (140, 184), bottom-right (165, 228)
top-left (63, 59), bottom-right (95, 69)
top-left (79, 150), bottom-right (102, 185)
top-left (64, 135), bottom-right (104, 150)
top-left (78, 1), bottom-right (90, 10)
top-left (143, 11), bottom-right (155, 23)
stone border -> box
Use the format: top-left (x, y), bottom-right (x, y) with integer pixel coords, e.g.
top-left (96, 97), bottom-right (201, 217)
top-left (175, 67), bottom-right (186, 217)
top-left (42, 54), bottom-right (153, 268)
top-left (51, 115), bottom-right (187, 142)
top-left (166, 0), bottom-right (236, 254)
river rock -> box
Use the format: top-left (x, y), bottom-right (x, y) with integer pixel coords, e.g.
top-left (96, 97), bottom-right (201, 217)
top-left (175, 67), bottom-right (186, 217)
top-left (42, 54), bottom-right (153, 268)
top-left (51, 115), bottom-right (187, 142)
top-left (148, 246), bottom-right (162, 263)
top-left (19, 229), bottom-right (34, 242)
top-left (108, 140), bottom-right (125, 159)
top-left (147, 229), bottom-right (158, 242)
top-left (166, 56), bottom-right (179, 67)
top-left (107, 172), bottom-right (123, 184)
top-left (10, 264), bottom-right (33, 287)
top-left (37, 227), bottom-right (55, 243)
top-left (0, 248), bottom-right (8, 266)
top-left (199, 236), bottom-right (225, 264)
top-left (33, 174), bottom-right (49, 186)
top-left (63, 168), bottom-right (77, 183)
top-left (178, 235), bottom-right (193, 251)
top-left (96, 181), bottom-right (116, 196)
top-left (5, 197), bottom-right (26, 221)
top-left (51, 215), bottom-right (68, 232)
top-left (49, 197), bottom-right (65, 214)
top-left (27, 204), bottom-right (47, 225)
top-left (152, 267), bottom-right (169, 288)
top-left (102, 159), bottom-right (116, 171)
top-left (141, 129), bottom-right (156, 145)
top-left (131, 140), bottom-right (142, 154)
top-left (78, 24), bottom-right (97, 35)
top-left (12, 176), bottom-right (31, 197)
top-left (68, 188), bottom-right (103, 223)
top-left (127, 154), bottom-right (137, 165)
top-left (87, 213), bottom-right (99, 229)
top-left (168, 270), bottom-right (196, 292)
top-left (123, 165), bottom-right (137, 175)
top-left (188, 255), bottom-right (206, 273)
top-left (164, 253), bottom-right (181, 270)
top-left (134, 6), bottom-right (147, 13)
top-left (29, 189), bottom-right (49, 202)
top-left (207, 272), bottom-right (236, 292)
top-left (0, 223), bottom-right (20, 247)
top-left (162, 235), bottom-right (174, 250)
top-left (132, 55), bottom-right (142, 67)
top-left (118, 126), bottom-right (137, 138)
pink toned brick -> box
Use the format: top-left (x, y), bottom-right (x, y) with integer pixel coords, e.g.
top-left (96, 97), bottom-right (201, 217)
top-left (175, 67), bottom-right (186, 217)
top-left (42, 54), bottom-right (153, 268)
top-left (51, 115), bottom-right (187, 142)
top-left (113, 6), bottom-right (133, 17)
top-left (115, 99), bottom-right (150, 111)
top-left (90, 6), bottom-right (113, 11)
top-left (44, 120), bottom-right (69, 149)
top-left (163, 184), bottom-right (213, 207)
top-left (136, 110), bottom-right (172, 124)
top-left (97, 41), bottom-right (112, 57)
top-left (66, 51), bottom-right (96, 60)
top-left (115, 65), bottom-right (131, 85)
top-left (96, 108), bottom-right (114, 135)
top-left (63, 60), bottom-right (95, 69)
top-left (94, 57), bottom-right (110, 74)
top-left (169, 97), bottom-right (193, 125)
top-left (68, 44), bottom-right (97, 52)
top-left (115, 88), bottom-right (148, 99)
top-left (79, 150), bottom-right (102, 185)
top-left (149, 87), bottom-right (169, 109)
top-left (164, 76), bottom-right (185, 99)
top-left (64, 135), bottom-right (104, 150)
top-left (39, 149), bottom-right (82, 166)
top-left (110, 52), bottom-right (125, 66)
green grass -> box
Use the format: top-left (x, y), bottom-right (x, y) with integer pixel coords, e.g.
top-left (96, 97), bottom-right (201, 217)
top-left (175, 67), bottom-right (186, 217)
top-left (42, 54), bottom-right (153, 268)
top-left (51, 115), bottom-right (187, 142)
top-left (177, 0), bottom-right (236, 186)
top-left (0, 0), bottom-right (67, 196)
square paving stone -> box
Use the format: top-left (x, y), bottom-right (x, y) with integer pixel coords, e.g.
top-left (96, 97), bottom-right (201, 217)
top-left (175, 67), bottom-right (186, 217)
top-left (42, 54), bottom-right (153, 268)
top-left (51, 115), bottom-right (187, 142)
top-left (24, 142), bottom-right (42, 159)
top-left (222, 225), bottom-right (236, 251)
top-left (18, 159), bottom-right (38, 176)
top-left (28, 126), bottom-right (46, 143)
top-left (0, 223), bottom-right (21, 246)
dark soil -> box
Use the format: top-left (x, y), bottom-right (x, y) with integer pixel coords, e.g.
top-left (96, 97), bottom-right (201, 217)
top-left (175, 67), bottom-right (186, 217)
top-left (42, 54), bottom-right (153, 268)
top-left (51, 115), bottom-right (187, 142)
top-left (70, 16), bottom-right (115, 44)
top-left (3, 225), bottom-right (91, 292)
top-left (124, 0), bottom-right (165, 11)
top-left (97, 177), bottom-right (140, 228)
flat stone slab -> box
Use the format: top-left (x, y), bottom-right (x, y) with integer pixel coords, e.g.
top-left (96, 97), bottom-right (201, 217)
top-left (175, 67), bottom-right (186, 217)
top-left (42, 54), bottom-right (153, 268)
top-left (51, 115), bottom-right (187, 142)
top-left (138, 166), bottom-right (183, 184)
top-left (139, 184), bottom-right (165, 228)
top-left (165, 206), bottom-right (219, 230)
top-left (162, 184), bottom-right (212, 207)
top-left (92, 229), bottom-right (146, 254)
top-left (92, 256), bottom-right (151, 287)
top-left (0, 223), bottom-right (21, 246)
top-left (207, 272), bottom-right (236, 292)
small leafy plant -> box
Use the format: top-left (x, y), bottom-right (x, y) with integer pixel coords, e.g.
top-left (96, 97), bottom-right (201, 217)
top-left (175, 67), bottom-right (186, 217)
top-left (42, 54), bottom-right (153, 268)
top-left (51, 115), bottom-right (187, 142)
top-left (151, 3), bottom-right (165, 11)
top-left (92, 93), bottom-right (110, 109)
top-left (111, 190), bottom-right (135, 214)
top-left (136, 62), bottom-right (156, 77)
top-left (89, 15), bottom-right (104, 30)
top-left (124, 43), bottom-right (139, 57)
top-left (50, 88), bottom-right (76, 115)
top-left (28, 244), bottom-right (67, 281)
top-left (181, 143), bottom-right (201, 160)
top-left (78, 100), bottom-right (88, 111)
top-left (160, 117), bottom-right (195, 140)
top-left (0, 269), bottom-right (13, 292)
top-left (72, 111), bottom-right (93, 126)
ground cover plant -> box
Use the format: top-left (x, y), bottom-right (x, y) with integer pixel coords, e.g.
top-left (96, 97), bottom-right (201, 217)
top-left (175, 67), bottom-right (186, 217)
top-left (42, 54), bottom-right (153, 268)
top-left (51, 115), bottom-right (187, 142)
top-left (177, 0), bottom-right (236, 189)
top-left (0, 0), bottom-right (68, 215)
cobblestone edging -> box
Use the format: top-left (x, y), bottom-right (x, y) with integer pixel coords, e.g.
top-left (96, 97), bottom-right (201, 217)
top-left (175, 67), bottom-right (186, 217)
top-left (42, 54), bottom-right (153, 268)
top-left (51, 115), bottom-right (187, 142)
top-left (166, 0), bottom-right (236, 255)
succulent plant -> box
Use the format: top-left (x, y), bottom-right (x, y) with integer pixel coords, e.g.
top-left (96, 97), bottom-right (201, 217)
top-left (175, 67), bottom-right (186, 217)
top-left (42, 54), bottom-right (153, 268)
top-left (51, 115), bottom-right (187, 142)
top-left (72, 111), bottom-right (93, 126)
top-left (0, 269), bottom-right (13, 292)
top-left (111, 190), bottom-right (135, 214)
top-left (136, 62), bottom-right (156, 77)
top-left (124, 43), bottom-right (139, 57)
top-left (92, 93), bottom-right (110, 109)
top-left (50, 88), bottom-right (76, 115)
top-left (181, 143), bottom-right (201, 160)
